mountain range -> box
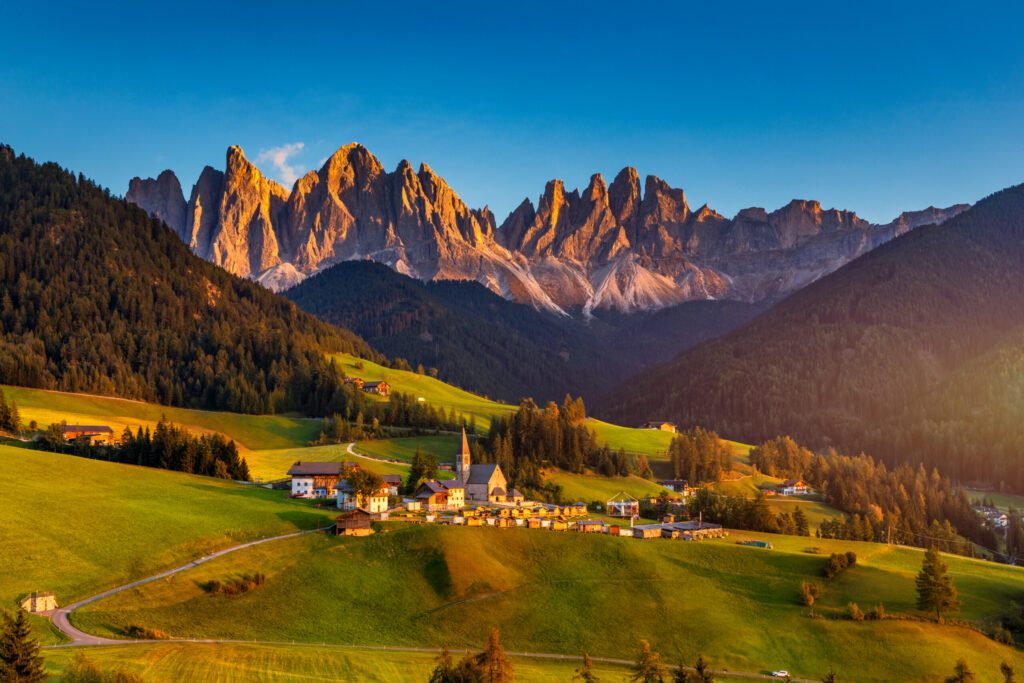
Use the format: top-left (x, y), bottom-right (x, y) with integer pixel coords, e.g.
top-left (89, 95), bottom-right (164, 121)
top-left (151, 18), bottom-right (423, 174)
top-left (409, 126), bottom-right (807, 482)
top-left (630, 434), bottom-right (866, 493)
top-left (607, 183), bottom-right (1024, 491)
top-left (127, 144), bottom-right (968, 314)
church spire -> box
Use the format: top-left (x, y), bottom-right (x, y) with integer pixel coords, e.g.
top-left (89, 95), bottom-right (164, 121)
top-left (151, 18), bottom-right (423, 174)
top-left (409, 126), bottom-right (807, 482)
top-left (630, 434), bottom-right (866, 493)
top-left (457, 426), bottom-right (472, 484)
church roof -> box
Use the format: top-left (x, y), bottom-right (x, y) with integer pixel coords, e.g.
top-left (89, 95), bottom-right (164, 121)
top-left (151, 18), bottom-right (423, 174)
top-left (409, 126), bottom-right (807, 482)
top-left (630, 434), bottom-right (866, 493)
top-left (467, 463), bottom-right (502, 485)
top-left (460, 427), bottom-right (470, 456)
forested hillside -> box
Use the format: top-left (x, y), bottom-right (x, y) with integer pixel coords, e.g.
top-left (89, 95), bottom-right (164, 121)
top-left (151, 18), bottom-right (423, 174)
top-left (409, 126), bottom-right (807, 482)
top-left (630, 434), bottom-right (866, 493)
top-left (608, 183), bottom-right (1024, 491)
top-left (0, 146), bottom-right (374, 415)
top-left (287, 260), bottom-right (762, 403)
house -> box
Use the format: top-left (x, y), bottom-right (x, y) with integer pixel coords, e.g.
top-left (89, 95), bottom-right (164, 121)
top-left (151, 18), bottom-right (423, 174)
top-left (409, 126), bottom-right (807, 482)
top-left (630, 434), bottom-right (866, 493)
top-left (362, 381), bottom-right (391, 397)
top-left (454, 428), bottom-right (508, 502)
top-left (657, 479), bottom-right (693, 496)
top-left (576, 520), bottom-right (605, 534)
top-left (414, 480), bottom-right (465, 511)
top-left (19, 592), bottom-right (57, 613)
top-left (337, 480), bottom-right (391, 514)
top-left (642, 421), bottom-right (678, 434)
top-left (777, 479), bottom-right (810, 496)
top-left (381, 474), bottom-right (403, 496)
top-left (335, 509), bottom-right (374, 536)
top-left (287, 461), bottom-right (344, 498)
top-left (63, 425), bottom-right (115, 444)
top-left (343, 377), bottom-right (365, 389)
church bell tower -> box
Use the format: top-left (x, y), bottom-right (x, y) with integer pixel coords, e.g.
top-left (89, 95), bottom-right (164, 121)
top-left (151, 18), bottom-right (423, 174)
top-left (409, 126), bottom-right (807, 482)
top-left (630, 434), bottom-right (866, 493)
top-left (457, 427), bottom-right (472, 483)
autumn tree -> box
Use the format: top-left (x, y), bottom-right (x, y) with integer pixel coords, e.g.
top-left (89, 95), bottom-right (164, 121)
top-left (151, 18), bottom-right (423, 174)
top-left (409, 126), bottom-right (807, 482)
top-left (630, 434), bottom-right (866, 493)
top-left (631, 640), bottom-right (668, 683)
top-left (573, 653), bottom-right (600, 683)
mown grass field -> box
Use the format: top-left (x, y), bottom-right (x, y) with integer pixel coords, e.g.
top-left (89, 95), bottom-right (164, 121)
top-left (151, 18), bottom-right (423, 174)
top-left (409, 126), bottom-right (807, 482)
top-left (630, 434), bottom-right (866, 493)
top-left (544, 469), bottom-right (668, 503)
top-left (243, 443), bottom-right (417, 483)
top-left (353, 435), bottom-right (460, 463)
top-left (74, 525), bottom-right (1024, 682)
top-left (0, 445), bottom-right (335, 630)
top-left (1, 385), bottom-right (319, 451)
top-left (41, 643), bottom-right (640, 683)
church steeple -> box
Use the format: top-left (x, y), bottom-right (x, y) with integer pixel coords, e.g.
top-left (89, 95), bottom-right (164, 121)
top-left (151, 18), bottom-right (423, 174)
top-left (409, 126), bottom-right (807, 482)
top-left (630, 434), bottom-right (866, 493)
top-left (457, 427), bottom-right (472, 483)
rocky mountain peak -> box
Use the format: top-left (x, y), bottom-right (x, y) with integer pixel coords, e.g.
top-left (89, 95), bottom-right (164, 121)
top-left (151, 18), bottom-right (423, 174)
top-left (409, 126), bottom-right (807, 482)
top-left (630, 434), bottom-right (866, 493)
top-left (127, 169), bottom-right (186, 238)
top-left (608, 167), bottom-right (641, 225)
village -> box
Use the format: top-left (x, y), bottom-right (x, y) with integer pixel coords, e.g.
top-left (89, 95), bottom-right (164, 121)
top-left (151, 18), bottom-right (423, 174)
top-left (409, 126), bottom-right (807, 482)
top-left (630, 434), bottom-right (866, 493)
top-left (287, 428), bottom-right (731, 542)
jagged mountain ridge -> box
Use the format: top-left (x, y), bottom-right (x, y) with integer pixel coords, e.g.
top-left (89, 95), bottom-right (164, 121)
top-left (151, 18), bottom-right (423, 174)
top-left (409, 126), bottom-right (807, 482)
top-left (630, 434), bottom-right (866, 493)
top-left (127, 144), bottom-right (969, 314)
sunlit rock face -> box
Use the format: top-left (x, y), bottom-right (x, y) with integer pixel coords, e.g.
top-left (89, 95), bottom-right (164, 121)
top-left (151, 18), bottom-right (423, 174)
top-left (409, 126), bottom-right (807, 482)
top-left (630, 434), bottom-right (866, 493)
top-left (128, 145), bottom-right (970, 312)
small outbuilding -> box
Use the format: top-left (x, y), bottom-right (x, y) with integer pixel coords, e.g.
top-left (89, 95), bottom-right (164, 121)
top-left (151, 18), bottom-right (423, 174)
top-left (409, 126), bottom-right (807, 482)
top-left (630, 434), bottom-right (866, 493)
top-left (335, 509), bottom-right (374, 537)
top-left (19, 592), bottom-right (57, 613)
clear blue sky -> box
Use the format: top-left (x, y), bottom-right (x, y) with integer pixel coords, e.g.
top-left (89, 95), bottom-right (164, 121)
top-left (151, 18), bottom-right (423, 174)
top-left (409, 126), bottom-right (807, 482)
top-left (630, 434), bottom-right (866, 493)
top-left (3, 1), bottom-right (1023, 224)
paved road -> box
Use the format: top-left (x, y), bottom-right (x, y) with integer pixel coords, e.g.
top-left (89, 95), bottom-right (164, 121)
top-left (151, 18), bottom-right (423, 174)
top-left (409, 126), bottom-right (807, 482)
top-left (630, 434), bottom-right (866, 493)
top-left (49, 526), bottom-right (330, 645)
top-left (345, 440), bottom-right (406, 466)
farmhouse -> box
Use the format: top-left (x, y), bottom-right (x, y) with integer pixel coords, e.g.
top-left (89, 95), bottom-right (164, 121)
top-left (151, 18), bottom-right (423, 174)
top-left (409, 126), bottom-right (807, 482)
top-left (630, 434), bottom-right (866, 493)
top-left (287, 461), bottom-right (343, 498)
top-left (381, 474), bottom-right (403, 496)
top-left (63, 425), bottom-right (114, 444)
top-left (362, 381), bottom-right (390, 397)
top-left (455, 428), bottom-right (508, 502)
top-left (19, 592), bottom-right (57, 613)
top-left (777, 479), bottom-right (810, 496)
top-left (642, 421), bottom-right (677, 433)
top-left (657, 479), bottom-right (694, 496)
top-left (343, 377), bottom-right (365, 389)
top-left (415, 480), bottom-right (465, 511)
top-left (335, 509), bottom-right (374, 536)
top-left (337, 480), bottom-right (391, 514)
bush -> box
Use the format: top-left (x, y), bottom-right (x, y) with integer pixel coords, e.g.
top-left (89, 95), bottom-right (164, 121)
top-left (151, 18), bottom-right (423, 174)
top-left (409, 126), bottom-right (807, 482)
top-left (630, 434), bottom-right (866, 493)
top-left (868, 603), bottom-right (887, 620)
top-left (800, 580), bottom-right (822, 607)
top-left (847, 602), bottom-right (865, 621)
top-left (845, 551), bottom-right (858, 566)
top-left (202, 573), bottom-right (265, 596)
top-left (824, 553), bottom-right (852, 579)
top-left (124, 624), bottom-right (169, 640)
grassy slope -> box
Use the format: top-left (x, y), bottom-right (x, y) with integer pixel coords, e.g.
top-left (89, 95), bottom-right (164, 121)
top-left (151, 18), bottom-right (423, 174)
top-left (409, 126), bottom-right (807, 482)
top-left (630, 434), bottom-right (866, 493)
top-left (41, 643), bottom-right (640, 683)
top-left (353, 435), bottom-right (460, 463)
top-left (2, 385), bottom-right (319, 451)
top-left (965, 488), bottom-right (1024, 513)
top-left (74, 526), bottom-right (1024, 682)
top-left (545, 469), bottom-right (668, 503)
top-left (332, 354), bottom-right (673, 456)
top-left (0, 446), bottom-right (336, 614)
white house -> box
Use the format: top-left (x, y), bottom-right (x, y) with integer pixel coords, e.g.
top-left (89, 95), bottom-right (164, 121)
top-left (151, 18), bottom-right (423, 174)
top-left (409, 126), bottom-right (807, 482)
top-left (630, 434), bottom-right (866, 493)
top-left (337, 480), bottom-right (391, 514)
top-left (777, 479), bottom-right (810, 496)
top-left (287, 461), bottom-right (344, 498)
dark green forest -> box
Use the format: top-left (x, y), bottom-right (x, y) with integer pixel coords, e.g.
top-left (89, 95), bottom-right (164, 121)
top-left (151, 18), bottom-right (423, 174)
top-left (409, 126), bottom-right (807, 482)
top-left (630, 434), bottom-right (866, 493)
top-left (0, 146), bottom-right (376, 415)
top-left (285, 260), bottom-right (761, 404)
top-left (608, 184), bottom-right (1024, 492)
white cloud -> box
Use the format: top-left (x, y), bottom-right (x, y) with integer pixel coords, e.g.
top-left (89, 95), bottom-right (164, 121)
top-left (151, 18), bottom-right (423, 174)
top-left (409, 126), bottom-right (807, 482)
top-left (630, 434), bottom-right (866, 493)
top-left (256, 142), bottom-right (305, 186)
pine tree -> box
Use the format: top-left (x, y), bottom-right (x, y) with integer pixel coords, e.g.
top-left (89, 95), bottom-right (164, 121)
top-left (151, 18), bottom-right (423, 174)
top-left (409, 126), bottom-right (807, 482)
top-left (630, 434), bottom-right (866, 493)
top-left (916, 546), bottom-right (958, 622)
top-left (944, 659), bottom-right (975, 683)
top-left (478, 626), bottom-right (513, 683)
top-left (630, 640), bottom-right (668, 683)
top-left (573, 653), bottom-right (600, 683)
top-left (0, 609), bottom-right (45, 682)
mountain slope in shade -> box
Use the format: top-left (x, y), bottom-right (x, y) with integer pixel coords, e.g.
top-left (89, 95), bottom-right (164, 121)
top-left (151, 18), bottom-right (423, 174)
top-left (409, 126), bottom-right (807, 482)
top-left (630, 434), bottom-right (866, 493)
top-left (127, 144), bottom-right (969, 314)
top-left (0, 145), bottom-right (373, 415)
top-left (604, 183), bottom-right (1024, 490)
top-left (285, 260), bottom-right (764, 403)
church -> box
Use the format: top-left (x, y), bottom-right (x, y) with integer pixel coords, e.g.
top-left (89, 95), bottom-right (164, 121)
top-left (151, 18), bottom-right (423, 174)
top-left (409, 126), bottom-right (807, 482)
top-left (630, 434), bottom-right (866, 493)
top-left (456, 428), bottom-right (510, 503)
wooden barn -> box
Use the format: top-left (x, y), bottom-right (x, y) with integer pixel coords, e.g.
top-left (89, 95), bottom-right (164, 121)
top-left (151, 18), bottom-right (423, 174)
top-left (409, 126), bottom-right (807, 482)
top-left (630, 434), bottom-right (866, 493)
top-left (335, 509), bottom-right (374, 536)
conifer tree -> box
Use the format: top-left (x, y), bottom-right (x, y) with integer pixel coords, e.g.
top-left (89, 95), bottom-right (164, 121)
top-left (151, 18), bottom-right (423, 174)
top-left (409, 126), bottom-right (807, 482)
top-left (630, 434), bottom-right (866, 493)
top-left (0, 609), bottom-right (45, 682)
top-left (916, 546), bottom-right (959, 622)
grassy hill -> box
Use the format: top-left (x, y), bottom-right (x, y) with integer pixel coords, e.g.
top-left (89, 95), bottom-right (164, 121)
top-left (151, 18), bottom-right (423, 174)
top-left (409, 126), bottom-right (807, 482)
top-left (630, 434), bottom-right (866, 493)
top-left (332, 353), bottom-right (675, 457)
top-left (42, 642), bottom-right (639, 683)
top-left (72, 525), bottom-right (1024, 682)
top-left (0, 445), bottom-right (335, 627)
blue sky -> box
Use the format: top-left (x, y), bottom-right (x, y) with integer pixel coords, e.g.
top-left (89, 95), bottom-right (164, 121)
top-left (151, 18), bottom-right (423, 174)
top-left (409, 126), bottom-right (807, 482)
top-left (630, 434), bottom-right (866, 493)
top-left (3, 1), bottom-right (1023, 224)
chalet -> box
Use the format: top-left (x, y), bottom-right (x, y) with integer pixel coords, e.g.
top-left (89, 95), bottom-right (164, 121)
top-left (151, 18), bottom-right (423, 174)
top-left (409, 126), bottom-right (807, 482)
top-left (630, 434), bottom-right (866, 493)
top-left (777, 479), bottom-right (810, 496)
top-left (454, 428), bottom-right (508, 502)
top-left (414, 480), bottom-right (465, 511)
top-left (337, 480), bottom-right (391, 514)
top-left (657, 479), bottom-right (693, 496)
top-left (362, 381), bottom-right (391, 397)
top-left (287, 461), bottom-right (343, 498)
top-left (342, 377), bottom-right (365, 389)
top-left (63, 425), bottom-right (114, 445)
top-left (19, 592), bottom-right (57, 613)
top-left (335, 509), bottom-right (374, 536)
top-left (642, 421), bottom-right (678, 433)
top-left (381, 474), bottom-right (403, 496)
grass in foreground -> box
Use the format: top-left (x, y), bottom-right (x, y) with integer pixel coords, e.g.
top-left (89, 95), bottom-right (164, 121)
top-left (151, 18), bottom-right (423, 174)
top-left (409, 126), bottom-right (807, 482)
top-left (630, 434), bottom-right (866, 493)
top-left (0, 445), bottom-right (335, 612)
top-left (74, 525), bottom-right (1024, 682)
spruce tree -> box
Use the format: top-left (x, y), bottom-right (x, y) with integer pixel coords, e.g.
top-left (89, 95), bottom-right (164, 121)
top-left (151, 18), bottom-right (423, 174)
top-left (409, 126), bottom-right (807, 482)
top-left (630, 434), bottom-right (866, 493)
top-left (630, 640), bottom-right (668, 683)
top-left (0, 609), bottom-right (45, 682)
top-left (916, 546), bottom-right (958, 622)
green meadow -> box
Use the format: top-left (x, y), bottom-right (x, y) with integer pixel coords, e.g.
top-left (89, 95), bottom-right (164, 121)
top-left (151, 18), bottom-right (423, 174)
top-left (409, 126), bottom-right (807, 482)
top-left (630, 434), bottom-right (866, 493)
top-left (74, 525), bottom-right (1024, 682)
top-left (353, 435), bottom-right (461, 464)
top-left (965, 488), bottom-right (1024, 513)
top-left (544, 469), bottom-right (668, 502)
top-left (41, 643), bottom-right (640, 683)
top-left (0, 445), bottom-right (335, 628)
